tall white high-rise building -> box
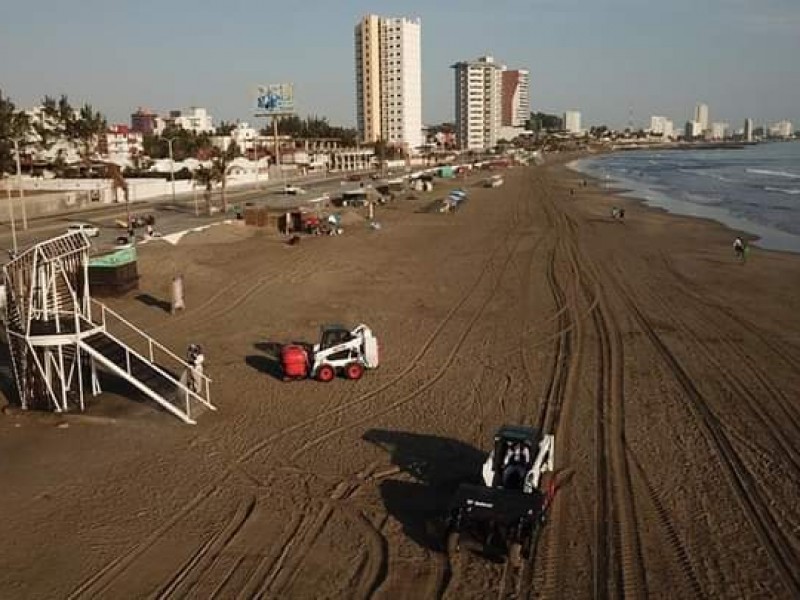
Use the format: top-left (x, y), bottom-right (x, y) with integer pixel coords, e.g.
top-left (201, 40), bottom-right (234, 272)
top-left (354, 14), bottom-right (422, 153)
top-left (564, 110), bottom-right (582, 134)
top-left (743, 118), bottom-right (753, 142)
top-left (452, 55), bottom-right (502, 150)
top-left (694, 103), bottom-right (709, 131)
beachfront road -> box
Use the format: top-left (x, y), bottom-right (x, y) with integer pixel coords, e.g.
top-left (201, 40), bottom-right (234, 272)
top-left (0, 173), bottom-right (373, 257)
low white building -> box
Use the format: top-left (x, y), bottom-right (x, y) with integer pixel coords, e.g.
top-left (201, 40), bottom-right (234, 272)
top-left (649, 116), bottom-right (674, 138)
top-left (165, 107), bottom-right (214, 133)
top-left (231, 122), bottom-right (258, 150)
top-left (100, 125), bottom-right (144, 165)
top-left (497, 126), bottom-right (529, 143)
top-left (711, 122), bottom-right (729, 140)
top-left (769, 120), bottom-right (794, 139)
top-left (328, 148), bottom-right (376, 172)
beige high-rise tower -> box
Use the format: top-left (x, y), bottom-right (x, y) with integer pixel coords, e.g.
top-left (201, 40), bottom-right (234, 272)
top-left (354, 14), bottom-right (422, 151)
top-left (355, 15), bottom-right (382, 144)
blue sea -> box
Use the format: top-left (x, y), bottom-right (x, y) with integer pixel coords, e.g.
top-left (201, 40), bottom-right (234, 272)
top-left (569, 141), bottom-right (800, 253)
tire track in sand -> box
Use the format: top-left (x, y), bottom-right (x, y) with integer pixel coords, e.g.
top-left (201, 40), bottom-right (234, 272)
top-left (608, 268), bottom-right (800, 598)
top-left (268, 206), bottom-right (531, 599)
top-left (69, 203), bottom-right (517, 599)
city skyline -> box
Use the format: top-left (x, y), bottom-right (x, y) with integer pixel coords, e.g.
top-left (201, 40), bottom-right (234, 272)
top-left (1, 0), bottom-right (798, 129)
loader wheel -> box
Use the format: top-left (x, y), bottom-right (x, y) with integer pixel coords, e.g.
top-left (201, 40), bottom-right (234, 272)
top-left (345, 362), bottom-right (365, 380)
top-left (317, 365), bottom-right (336, 382)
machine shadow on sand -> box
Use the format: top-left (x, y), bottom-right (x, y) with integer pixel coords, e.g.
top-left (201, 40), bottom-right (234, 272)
top-left (135, 293), bottom-right (172, 313)
top-left (363, 428), bottom-right (487, 553)
top-left (245, 341), bottom-right (287, 380)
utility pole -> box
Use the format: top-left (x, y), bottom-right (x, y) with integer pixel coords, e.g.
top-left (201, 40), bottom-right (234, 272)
top-left (192, 177), bottom-right (199, 217)
top-left (253, 136), bottom-right (259, 189)
top-left (272, 116), bottom-right (282, 184)
top-left (165, 137), bottom-right (177, 203)
top-left (5, 178), bottom-right (18, 254)
top-left (12, 139), bottom-right (27, 230)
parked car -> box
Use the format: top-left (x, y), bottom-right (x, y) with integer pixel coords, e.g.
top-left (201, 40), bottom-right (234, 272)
top-left (67, 223), bottom-right (100, 238)
top-left (283, 184), bottom-right (306, 195)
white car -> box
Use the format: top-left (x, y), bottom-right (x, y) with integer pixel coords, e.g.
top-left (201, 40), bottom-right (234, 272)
top-left (67, 223), bottom-right (100, 238)
top-left (283, 184), bottom-right (306, 195)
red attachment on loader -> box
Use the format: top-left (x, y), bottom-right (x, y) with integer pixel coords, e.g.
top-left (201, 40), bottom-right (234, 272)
top-left (281, 345), bottom-right (309, 379)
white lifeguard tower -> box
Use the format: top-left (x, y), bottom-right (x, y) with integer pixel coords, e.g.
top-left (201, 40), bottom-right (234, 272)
top-left (2, 232), bottom-right (214, 424)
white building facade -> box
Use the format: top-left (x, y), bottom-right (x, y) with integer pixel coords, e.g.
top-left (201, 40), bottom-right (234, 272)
top-left (564, 110), bottom-right (582, 134)
top-left (649, 115), bottom-right (672, 137)
top-left (711, 122), bottom-right (729, 140)
top-left (354, 15), bottom-right (423, 153)
top-left (769, 120), bottom-right (793, 138)
top-left (452, 56), bottom-right (502, 150)
top-left (694, 103), bottom-right (709, 132)
top-left (166, 107), bottom-right (214, 133)
top-left (100, 125), bottom-right (144, 164)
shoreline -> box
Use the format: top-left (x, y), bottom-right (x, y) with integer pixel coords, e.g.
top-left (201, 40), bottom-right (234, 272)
top-left (565, 151), bottom-right (800, 255)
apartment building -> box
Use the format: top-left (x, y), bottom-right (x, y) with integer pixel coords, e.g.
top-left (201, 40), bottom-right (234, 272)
top-left (354, 14), bottom-right (423, 153)
top-left (452, 55), bottom-right (502, 150)
top-left (501, 69), bottom-right (530, 127)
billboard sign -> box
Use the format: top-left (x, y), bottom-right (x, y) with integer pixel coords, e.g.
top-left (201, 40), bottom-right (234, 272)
top-left (254, 84), bottom-right (295, 116)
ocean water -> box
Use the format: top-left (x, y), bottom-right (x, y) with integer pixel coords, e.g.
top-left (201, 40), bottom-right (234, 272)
top-left (569, 141), bottom-right (800, 253)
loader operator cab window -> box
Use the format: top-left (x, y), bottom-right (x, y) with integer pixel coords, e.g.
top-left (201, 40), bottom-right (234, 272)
top-left (320, 327), bottom-right (353, 350)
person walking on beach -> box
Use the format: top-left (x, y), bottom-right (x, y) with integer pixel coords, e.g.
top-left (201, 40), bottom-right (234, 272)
top-left (733, 237), bottom-right (746, 263)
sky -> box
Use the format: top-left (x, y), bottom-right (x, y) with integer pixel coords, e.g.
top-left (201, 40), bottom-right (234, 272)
top-left (1, 0), bottom-right (798, 130)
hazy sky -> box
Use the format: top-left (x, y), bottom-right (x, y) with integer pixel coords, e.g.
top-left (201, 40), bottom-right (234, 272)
top-left (1, 0), bottom-right (798, 130)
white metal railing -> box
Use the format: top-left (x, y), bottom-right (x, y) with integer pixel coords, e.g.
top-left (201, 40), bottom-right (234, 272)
top-left (89, 298), bottom-right (214, 415)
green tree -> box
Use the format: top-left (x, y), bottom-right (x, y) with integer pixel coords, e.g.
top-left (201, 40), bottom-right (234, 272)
top-left (215, 120), bottom-right (236, 136)
top-left (75, 103), bottom-right (107, 163)
top-left (210, 141), bottom-right (240, 213)
top-left (0, 89), bottom-right (30, 175)
top-left (193, 165), bottom-right (215, 216)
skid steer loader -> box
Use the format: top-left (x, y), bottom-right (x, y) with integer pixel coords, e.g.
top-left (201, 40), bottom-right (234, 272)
top-left (446, 425), bottom-right (556, 566)
top-left (281, 324), bottom-right (379, 382)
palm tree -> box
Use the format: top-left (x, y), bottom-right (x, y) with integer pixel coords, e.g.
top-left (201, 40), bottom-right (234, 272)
top-left (193, 165), bottom-right (215, 216)
top-left (76, 103), bottom-right (106, 167)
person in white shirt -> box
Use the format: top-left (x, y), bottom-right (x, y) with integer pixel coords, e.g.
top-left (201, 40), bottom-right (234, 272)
top-left (733, 237), bottom-right (746, 262)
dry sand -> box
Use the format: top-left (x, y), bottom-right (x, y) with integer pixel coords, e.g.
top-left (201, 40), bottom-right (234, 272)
top-left (1, 156), bottom-right (799, 599)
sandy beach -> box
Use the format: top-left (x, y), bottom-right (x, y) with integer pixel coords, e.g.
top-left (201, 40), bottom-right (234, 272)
top-left (1, 156), bottom-right (799, 599)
